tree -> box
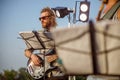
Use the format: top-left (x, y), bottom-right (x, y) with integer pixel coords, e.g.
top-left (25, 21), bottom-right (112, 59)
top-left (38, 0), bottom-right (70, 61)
top-left (3, 69), bottom-right (17, 80)
top-left (17, 67), bottom-right (33, 80)
top-left (0, 68), bottom-right (33, 80)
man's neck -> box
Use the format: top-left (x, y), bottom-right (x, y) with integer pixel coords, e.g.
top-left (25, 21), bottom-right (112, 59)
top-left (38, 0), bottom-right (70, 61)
top-left (44, 27), bottom-right (51, 32)
top-left (44, 28), bottom-right (49, 32)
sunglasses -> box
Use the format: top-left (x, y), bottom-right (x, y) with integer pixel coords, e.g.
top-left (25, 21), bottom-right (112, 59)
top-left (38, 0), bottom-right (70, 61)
top-left (39, 15), bottom-right (50, 21)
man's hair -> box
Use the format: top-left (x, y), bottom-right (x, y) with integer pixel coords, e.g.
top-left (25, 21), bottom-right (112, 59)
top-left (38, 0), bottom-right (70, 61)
top-left (41, 7), bottom-right (57, 28)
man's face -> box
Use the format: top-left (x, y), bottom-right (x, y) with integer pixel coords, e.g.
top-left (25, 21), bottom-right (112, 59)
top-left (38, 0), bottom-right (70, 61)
top-left (39, 12), bottom-right (51, 29)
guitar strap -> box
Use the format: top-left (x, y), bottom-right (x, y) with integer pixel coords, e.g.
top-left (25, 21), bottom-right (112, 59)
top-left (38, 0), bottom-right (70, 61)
top-left (102, 1), bottom-right (120, 20)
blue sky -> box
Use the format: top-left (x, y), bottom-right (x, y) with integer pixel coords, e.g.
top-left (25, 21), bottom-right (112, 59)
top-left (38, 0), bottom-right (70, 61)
top-left (0, 0), bottom-right (100, 72)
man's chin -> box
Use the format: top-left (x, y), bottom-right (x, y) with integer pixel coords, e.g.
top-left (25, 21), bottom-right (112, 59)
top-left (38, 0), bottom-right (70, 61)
top-left (42, 26), bottom-right (48, 30)
top-left (42, 25), bottom-right (46, 28)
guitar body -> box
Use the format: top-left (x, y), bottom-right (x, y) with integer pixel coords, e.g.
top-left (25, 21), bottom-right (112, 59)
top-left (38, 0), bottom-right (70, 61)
top-left (27, 54), bottom-right (56, 79)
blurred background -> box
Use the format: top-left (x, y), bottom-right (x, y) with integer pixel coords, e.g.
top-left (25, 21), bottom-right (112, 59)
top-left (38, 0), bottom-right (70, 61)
top-left (0, 0), bottom-right (100, 73)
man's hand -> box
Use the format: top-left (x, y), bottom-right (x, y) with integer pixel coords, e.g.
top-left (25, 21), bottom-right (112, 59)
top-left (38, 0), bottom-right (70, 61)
top-left (30, 54), bottom-right (42, 66)
top-left (25, 49), bottom-right (42, 66)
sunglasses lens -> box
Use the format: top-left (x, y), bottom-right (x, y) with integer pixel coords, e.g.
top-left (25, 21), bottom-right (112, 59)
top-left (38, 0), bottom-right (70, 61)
top-left (39, 16), bottom-right (50, 21)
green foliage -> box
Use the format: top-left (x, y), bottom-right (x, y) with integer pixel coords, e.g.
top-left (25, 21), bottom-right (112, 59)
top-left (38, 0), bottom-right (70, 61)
top-left (0, 68), bottom-right (86, 80)
top-left (17, 68), bottom-right (33, 80)
top-left (0, 68), bottom-right (33, 80)
top-left (3, 69), bottom-right (17, 80)
top-left (76, 76), bottom-right (86, 80)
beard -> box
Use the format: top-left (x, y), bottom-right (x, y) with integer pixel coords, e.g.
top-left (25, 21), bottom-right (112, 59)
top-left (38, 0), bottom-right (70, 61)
top-left (41, 21), bottom-right (51, 29)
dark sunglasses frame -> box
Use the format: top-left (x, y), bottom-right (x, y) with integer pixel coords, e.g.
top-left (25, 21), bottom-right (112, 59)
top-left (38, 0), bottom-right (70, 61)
top-left (39, 15), bottom-right (50, 21)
